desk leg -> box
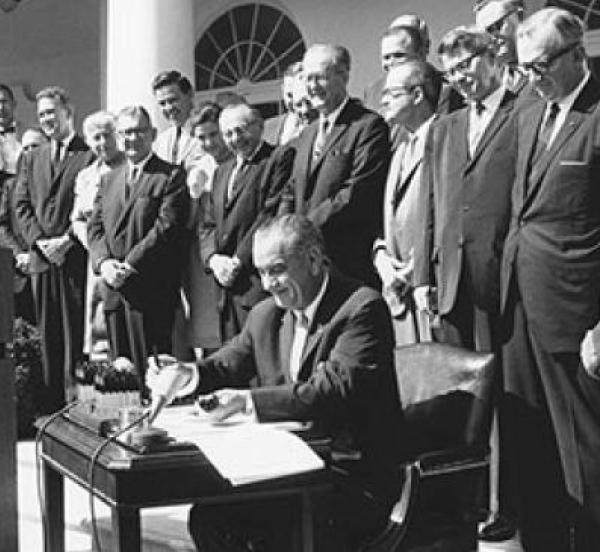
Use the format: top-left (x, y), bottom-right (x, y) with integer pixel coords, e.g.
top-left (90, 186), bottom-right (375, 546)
top-left (300, 491), bottom-right (314, 552)
top-left (43, 462), bottom-right (64, 552)
top-left (111, 506), bottom-right (141, 552)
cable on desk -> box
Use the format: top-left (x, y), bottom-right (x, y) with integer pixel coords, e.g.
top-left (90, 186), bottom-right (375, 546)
top-left (34, 401), bottom-right (81, 550)
top-left (87, 409), bottom-right (150, 552)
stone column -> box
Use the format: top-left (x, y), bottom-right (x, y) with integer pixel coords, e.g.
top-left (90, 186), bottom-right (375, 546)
top-left (102, 0), bottom-right (195, 130)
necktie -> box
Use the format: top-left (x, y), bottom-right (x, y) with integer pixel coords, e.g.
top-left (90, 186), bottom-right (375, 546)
top-left (171, 126), bottom-right (182, 164)
top-left (125, 165), bottom-right (139, 200)
top-left (312, 117), bottom-right (329, 161)
top-left (289, 312), bottom-right (310, 382)
top-left (533, 102), bottom-right (560, 162)
top-left (227, 158), bottom-right (247, 202)
top-left (51, 140), bottom-right (63, 176)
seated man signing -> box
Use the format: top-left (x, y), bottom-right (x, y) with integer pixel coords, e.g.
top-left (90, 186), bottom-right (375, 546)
top-left (149, 214), bottom-right (403, 551)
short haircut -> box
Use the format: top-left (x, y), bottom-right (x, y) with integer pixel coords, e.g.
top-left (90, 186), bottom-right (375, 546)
top-left (437, 26), bottom-right (497, 58)
top-left (220, 102), bottom-right (263, 124)
top-left (36, 86), bottom-right (72, 111)
top-left (189, 101), bottom-right (222, 128)
top-left (254, 214), bottom-right (326, 259)
top-left (0, 84), bottom-right (15, 103)
top-left (83, 110), bottom-right (116, 137)
top-left (305, 44), bottom-right (351, 73)
top-left (389, 13), bottom-right (430, 48)
top-left (390, 60), bottom-right (442, 110)
top-left (473, 0), bottom-right (524, 14)
top-left (116, 105), bottom-right (152, 128)
top-left (151, 70), bottom-right (193, 95)
top-left (383, 25), bottom-right (426, 58)
top-left (283, 61), bottom-right (303, 78)
top-left (214, 91), bottom-right (247, 109)
top-left (517, 8), bottom-right (585, 53)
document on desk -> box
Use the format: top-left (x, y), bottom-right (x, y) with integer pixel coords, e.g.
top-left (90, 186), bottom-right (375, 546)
top-left (156, 406), bottom-right (325, 485)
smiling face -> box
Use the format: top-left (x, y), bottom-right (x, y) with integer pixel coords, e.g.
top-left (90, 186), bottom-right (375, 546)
top-left (117, 112), bottom-right (156, 164)
top-left (290, 78), bottom-right (318, 127)
top-left (85, 124), bottom-right (119, 163)
top-left (219, 105), bottom-right (263, 158)
top-left (193, 121), bottom-right (228, 159)
top-left (253, 235), bottom-right (323, 311)
top-left (37, 96), bottom-right (72, 141)
top-left (381, 65), bottom-right (418, 125)
top-left (154, 83), bottom-right (194, 127)
top-left (442, 48), bottom-right (500, 102)
top-left (303, 47), bottom-right (348, 115)
top-left (476, 3), bottom-right (520, 64)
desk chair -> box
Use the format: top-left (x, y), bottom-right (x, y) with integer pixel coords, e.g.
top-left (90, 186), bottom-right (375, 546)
top-left (362, 342), bottom-right (496, 551)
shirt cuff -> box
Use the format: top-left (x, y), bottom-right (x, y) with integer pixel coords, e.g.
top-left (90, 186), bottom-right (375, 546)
top-left (174, 362), bottom-right (201, 398)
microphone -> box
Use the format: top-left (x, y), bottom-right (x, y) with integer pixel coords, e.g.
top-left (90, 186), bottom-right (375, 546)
top-left (147, 356), bottom-right (191, 425)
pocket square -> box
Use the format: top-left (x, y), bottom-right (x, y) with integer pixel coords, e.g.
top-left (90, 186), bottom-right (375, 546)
top-left (559, 160), bottom-right (588, 166)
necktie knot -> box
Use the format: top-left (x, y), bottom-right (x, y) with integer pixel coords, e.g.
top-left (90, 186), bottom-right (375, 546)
top-left (313, 117), bottom-right (330, 160)
top-left (473, 100), bottom-right (485, 116)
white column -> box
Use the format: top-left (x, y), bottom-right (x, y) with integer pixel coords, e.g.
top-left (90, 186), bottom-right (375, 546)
top-left (103, 0), bottom-right (195, 130)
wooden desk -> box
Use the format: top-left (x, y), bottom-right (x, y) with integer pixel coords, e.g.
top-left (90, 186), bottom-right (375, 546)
top-left (37, 415), bottom-right (333, 552)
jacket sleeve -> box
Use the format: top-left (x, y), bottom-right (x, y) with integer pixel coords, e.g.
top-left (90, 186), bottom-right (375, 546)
top-left (14, 153), bottom-right (45, 247)
top-left (0, 178), bottom-right (25, 257)
top-left (87, 175), bottom-right (111, 273)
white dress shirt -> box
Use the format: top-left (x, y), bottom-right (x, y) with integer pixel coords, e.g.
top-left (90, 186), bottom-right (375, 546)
top-left (468, 85), bottom-right (505, 157)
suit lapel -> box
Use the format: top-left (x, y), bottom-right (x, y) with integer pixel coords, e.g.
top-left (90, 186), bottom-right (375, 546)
top-left (465, 92), bottom-right (514, 172)
top-left (451, 113), bottom-right (469, 170)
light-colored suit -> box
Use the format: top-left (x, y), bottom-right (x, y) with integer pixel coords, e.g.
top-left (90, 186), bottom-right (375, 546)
top-left (374, 118), bottom-right (435, 345)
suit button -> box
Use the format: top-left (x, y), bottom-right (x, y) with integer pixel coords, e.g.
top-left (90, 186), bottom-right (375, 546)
top-left (518, 220), bottom-right (525, 227)
top-left (222, 233), bottom-right (228, 241)
top-left (458, 237), bottom-right (465, 247)
top-left (463, 205), bottom-right (469, 212)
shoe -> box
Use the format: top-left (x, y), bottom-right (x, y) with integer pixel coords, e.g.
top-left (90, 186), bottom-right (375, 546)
top-left (478, 513), bottom-right (517, 542)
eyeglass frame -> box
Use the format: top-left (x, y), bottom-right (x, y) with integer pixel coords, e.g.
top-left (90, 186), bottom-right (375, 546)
top-left (518, 41), bottom-right (580, 77)
top-left (443, 49), bottom-right (488, 80)
top-left (381, 85), bottom-right (418, 100)
top-left (483, 8), bottom-right (519, 36)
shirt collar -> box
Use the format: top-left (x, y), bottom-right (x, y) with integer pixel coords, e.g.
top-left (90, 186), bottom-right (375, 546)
top-left (237, 141), bottom-right (263, 165)
top-left (322, 95), bottom-right (349, 128)
top-left (473, 85), bottom-right (505, 116)
top-left (128, 152), bottom-right (153, 172)
top-left (555, 69), bottom-right (590, 115)
top-left (61, 131), bottom-right (76, 150)
top-left (293, 272), bottom-right (329, 327)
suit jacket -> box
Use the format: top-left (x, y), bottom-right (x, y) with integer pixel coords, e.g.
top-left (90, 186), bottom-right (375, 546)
top-left (199, 141), bottom-right (293, 312)
top-left (196, 270), bottom-right (403, 501)
top-left (87, 153), bottom-right (189, 312)
top-left (279, 98), bottom-right (391, 287)
top-left (263, 112), bottom-right (300, 146)
top-left (0, 171), bottom-right (28, 291)
top-left (414, 90), bottom-right (518, 315)
top-left (14, 134), bottom-right (93, 274)
top-left (154, 125), bottom-right (205, 170)
top-left (501, 76), bottom-right (600, 352)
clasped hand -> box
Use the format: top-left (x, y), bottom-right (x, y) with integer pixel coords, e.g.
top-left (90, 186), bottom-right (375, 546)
top-left (209, 254), bottom-right (241, 288)
top-left (100, 259), bottom-right (135, 289)
top-left (36, 235), bottom-right (72, 265)
top-left (374, 250), bottom-right (413, 291)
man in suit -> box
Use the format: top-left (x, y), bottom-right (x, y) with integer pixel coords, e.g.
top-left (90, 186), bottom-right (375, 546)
top-left (200, 103), bottom-right (292, 343)
top-left (500, 9), bottom-right (600, 550)
top-left (87, 106), bottom-right (188, 388)
top-left (279, 44), bottom-right (391, 289)
top-left (149, 214), bottom-right (403, 551)
top-left (263, 61), bottom-right (304, 146)
top-left (413, 27), bottom-right (517, 352)
top-left (0, 83), bottom-right (21, 175)
top-left (373, 61), bottom-right (440, 346)
top-left (152, 70), bottom-right (204, 170)
top-left (14, 86), bottom-right (94, 411)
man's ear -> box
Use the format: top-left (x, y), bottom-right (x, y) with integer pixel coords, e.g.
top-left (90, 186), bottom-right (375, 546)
top-left (413, 85), bottom-right (424, 106)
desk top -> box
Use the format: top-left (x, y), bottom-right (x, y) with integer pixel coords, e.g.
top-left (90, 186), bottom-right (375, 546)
top-left (36, 414), bottom-right (333, 509)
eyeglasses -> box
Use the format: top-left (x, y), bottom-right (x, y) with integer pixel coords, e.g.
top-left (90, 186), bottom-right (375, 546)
top-left (519, 42), bottom-right (579, 77)
top-left (382, 86), bottom-right (416, 99)
top-left (444, 50), bottom-right (486, 79)
top-left (484, 9), bottom-right (517, 36)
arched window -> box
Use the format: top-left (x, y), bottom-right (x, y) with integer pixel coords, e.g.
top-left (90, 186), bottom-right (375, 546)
top-left (194, 3), bottom-right (306, 117)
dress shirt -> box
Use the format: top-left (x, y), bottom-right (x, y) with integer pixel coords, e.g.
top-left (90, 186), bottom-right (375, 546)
top-left (53, 131), bottom-right (76, 163)
top-left (289, 273), bottom-right (329, 382)
top-left (321, 95), bottom-right (349, 130)
top-left (0, 127), bottom-right (20, 174)
top-left (545, 69), bottom-right (590, 149)
top-left (126, 152), bottom-right (152, 199)
top-left (468, 85), bottom-right (505, 157)
top-left (279, 112), bottom-right (301, 145)
top-left (502, 65), bottom-right (526, 94)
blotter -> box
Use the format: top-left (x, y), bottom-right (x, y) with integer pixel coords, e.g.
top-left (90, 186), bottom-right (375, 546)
top-left (156, 406), bottom-right (324, 485)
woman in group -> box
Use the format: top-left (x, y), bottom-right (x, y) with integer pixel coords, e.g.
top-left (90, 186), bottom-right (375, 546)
top-left (70, 110), bottom-right (126, 357)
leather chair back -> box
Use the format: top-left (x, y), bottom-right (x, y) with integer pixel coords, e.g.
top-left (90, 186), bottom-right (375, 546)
top-left (395, 343), bottom-right (496, 458)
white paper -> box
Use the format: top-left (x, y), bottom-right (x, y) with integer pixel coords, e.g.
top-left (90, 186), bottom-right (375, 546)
top-left (155, 406), bottom-right (324, 485)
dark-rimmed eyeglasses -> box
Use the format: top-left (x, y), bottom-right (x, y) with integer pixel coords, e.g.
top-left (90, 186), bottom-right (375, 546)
top-left (381, 86), bottom-right (416, 99)
top-left (519, 42), bottom-right (580, 77)
top-left (444, 49), bottom-right (486, 79)
top-left (484, 9), bottom-right (518, 36)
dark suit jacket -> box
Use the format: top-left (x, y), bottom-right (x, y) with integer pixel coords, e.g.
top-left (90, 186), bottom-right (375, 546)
top-left (87, 153), bottom-right (188, 313)
top-left (501, 77), bottom-right (600, 352)
top-left (279, 98), bottom-right (391, 287)
top-left (14, 135), bottom-right (93, 274)
top-left (0, 171), bottom-right (28, 291)
top-left (199, 142), bottom-right (293, 311)
top-left (414, 90), bottom-right (518, 316)
top-left (196, 269), bottom-right (403, 501)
